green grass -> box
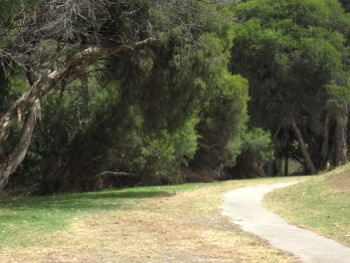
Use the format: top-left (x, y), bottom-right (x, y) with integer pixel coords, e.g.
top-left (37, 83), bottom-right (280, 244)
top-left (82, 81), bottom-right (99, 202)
top-left (0, 182), bottom-right (221, 250)
top-left (0, 176), bottom-right (300, 251)
top-left (0, 177), bottom-right (304, 263)
top-left (264, 164), bottom-right (350, 246)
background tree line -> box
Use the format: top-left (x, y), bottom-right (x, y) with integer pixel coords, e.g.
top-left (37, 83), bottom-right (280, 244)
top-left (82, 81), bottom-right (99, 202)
top-left (0, 0), bottom-right (349, 194)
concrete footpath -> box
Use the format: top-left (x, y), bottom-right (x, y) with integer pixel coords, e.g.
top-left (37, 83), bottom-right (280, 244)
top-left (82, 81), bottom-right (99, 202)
top-left (221, 182), bottom-right (350, 263)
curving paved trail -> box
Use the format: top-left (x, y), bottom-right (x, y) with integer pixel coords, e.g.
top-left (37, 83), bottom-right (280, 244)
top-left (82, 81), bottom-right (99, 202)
top-left (221, 182), bottom-right (350, 263)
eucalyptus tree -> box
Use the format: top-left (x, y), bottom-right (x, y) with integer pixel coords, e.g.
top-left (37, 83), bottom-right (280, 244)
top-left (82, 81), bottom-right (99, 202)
top-left (0, 0), bottom-right (220, 188)
top-left (0, 0), bottom-right (246, 190)
top-left (230, 0), bottom-right (350, 173)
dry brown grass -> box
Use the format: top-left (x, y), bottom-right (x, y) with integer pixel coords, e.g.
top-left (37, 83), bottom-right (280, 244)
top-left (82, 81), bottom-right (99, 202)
top-left (265, 165), bottom-right (350, 247)
top-left (325, 170), bottom-right (350, 191)
top-left (0, 178), bottom-right (302, 263)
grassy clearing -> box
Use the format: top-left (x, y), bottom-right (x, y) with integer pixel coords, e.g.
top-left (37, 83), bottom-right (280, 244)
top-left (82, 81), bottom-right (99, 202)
top-left (0, 183), bottom-right (215, 249)
top-left (0, 177), bottom-right (302, 262)
top-left (264, 164), bottom-right (350, 247)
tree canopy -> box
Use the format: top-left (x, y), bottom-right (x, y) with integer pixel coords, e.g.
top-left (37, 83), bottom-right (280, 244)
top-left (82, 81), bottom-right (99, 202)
top-left (0, 0), bottom-right (255, 192)
top-left (1, 0), bottom-right (350, 193)
top-left (230, 0), bottom-right (350, 173)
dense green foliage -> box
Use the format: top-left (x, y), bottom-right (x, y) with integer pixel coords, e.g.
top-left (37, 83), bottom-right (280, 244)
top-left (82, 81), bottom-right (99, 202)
top-left (2, 0), bottom-right (350, 193)
top-left (0, 0), bottom-right (260, 192)
top-left (230, 0), bottom-right (350, 173)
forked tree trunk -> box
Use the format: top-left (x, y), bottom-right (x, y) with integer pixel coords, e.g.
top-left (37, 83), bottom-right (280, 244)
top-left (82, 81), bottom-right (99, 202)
top-left (335, 106), bottom-right (348, 166)
top-left (291, 118), bottom-right (317, 174)
top-left (0, 100), bottom-right (41, 189)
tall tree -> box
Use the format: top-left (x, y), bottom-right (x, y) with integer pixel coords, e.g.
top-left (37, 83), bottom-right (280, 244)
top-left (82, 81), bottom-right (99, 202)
top-left (0, 0), bottom-right (212, 188)
top-left (230, 0), bottom-right (350, 173)
top-left (0, 0), bottom-right (247, 190)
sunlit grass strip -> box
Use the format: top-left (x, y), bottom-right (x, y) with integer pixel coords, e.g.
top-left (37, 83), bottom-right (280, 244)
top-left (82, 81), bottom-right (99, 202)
top-left (0, 176), bottom-right (301, 251)
top-left (264, 164), bottom-right (350, 247)
top-left (0, 182), bottom-right (216, 249)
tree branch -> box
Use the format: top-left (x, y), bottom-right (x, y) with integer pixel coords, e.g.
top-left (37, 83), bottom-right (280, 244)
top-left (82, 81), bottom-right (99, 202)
top-left (0, 38), bottom-right (155, 147)
top-left (0, 100), bottom-right (41, 189)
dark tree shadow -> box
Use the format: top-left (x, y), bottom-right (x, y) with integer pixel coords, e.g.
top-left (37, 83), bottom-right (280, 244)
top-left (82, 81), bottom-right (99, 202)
top-left (0, 190), bottom-right (174, 212)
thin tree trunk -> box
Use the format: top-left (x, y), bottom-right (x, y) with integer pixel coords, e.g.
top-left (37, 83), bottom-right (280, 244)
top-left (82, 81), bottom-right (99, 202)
top-left (335, 105), bottom-right (348, 165)
top-left (321, 111), bottom-right (331, 165)
top-left (267, 162), bottom-right (274, 177)
top-left (276, 157), bottom-right (282, 176)
top-left (0, 100), bottom-right (41, 189)
top-left (291, 118), bottom-right (317, 174)
top-left (284, 153), bottom-right (289, 176)
top-left (140, 157), bottom-right (160, 185)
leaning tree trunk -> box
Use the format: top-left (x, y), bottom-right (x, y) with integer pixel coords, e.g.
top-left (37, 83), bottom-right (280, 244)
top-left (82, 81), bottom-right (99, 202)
top-left (0, 39), bottom-right (154, 146)
top-left (0, 100), bottom-right (41, 189)
top-left (335, 105), bottom-right (348, 166)
top-left (0, 39), bottom-right (154, 189)
top-left (291, 118), bottom-right (317, 174)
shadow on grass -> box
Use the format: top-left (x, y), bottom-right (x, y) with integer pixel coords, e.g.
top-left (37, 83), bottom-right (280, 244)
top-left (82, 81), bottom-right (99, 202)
top-left (0, 189), bottom-right (176, 250)
top-left (0, 190), bottom-right (173, 212)
top-left (64, 190), bottom-right (174, 200)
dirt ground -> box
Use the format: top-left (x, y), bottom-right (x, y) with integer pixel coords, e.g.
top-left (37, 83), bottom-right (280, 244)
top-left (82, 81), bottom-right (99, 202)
top-left (0, 183), bottom-right (301, 263)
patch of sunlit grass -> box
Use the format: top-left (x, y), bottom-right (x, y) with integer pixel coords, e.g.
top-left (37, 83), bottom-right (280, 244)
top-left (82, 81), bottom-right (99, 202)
top-left (0, 182), bottom-right (219, 249)
top-left (264, 164), bottom-right (350, 247)
top-left (0, 175), bottom-right (301, 262)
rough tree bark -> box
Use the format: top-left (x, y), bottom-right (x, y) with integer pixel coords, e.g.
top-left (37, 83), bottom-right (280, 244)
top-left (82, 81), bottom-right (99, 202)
top-left (291, 118), bottom-right (317, 174)
top-left (0, 100), bottom-right (41, 189)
